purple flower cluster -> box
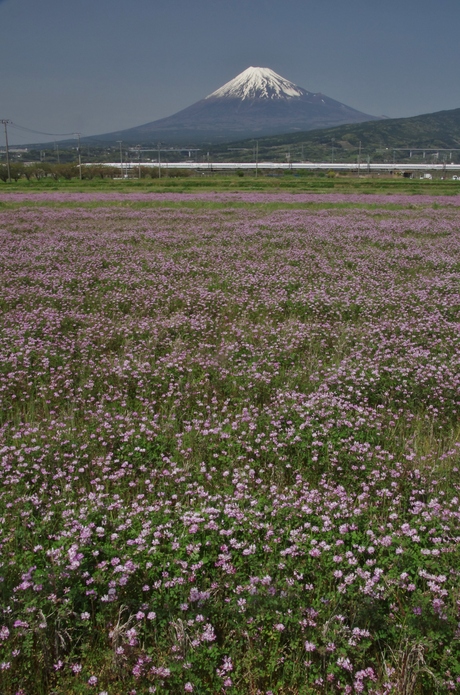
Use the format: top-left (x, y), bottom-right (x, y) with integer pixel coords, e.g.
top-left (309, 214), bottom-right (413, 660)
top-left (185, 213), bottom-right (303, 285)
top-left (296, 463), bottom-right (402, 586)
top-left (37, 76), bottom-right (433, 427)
top-left (0, 196), bottom-right (459, 693)
top-left (1, 191), bottom-right (460, 206)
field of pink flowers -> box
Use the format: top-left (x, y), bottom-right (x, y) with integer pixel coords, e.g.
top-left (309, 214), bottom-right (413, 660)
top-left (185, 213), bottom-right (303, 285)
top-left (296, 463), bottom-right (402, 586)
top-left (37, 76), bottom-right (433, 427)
top-left (0, 193), bottom-right (460, 694)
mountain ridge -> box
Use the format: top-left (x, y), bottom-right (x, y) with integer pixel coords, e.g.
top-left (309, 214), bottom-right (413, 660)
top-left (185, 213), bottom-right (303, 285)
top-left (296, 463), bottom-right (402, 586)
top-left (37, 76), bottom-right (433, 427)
top-left (83, 66), bottom-right (379, 145)
top-left (210, 106), bottom-right (460, 163)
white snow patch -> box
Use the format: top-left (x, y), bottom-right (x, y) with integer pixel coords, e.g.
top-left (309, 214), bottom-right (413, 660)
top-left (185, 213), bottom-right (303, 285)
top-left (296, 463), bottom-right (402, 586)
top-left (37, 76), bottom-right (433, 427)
top-left (206, 67), bottom-right (307, 100)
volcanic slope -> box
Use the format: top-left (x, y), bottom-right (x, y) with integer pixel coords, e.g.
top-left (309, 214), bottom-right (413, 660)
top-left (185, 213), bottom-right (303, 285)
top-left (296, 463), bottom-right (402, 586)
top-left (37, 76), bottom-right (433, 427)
top-left (88, 67), bottom-right (379, 144)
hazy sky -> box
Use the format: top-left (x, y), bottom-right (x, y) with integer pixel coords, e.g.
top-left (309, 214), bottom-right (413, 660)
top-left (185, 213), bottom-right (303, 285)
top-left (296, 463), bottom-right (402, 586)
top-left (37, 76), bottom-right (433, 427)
top-left (2, 0), bottom-right (460, 145)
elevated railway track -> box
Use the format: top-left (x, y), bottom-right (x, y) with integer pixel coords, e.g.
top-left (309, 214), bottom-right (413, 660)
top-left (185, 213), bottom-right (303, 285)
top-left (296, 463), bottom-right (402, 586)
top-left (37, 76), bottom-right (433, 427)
top-left (99, 161), bottom-right (460, 175)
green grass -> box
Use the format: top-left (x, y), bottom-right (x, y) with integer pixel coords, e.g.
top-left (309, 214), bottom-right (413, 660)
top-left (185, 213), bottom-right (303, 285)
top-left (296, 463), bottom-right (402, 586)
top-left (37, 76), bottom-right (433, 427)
top-left (0, 199), bottom-right (431, 212)
top-left (2, 173), bottom-right (460, 195)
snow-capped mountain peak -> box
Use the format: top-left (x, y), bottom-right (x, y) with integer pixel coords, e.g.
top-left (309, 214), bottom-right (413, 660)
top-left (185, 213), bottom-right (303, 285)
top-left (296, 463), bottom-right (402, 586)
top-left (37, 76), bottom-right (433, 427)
top-left (206, 66), bottom-right (307, 101)
top-left (91, 65), bottom-right (379, 144)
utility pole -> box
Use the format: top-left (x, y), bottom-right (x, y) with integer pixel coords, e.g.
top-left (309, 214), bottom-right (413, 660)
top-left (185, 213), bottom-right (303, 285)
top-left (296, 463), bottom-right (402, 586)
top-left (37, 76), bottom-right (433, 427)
top-left (331, 138), bottom-right (335, 164)
top-left (1, 119), bottom-right (12, 183)
top-left (55, 141), bottom-right (60, 164)
top-left (358, 140), bottom-right (361, 177)
top-left (157, 143), bottom-right (161, 179)
top-left (76, 133), bottom-right (82, 180)
top-left (255, 140), bottom-right (258, 178)
top-left (117, 140), bottom-right (123, 178)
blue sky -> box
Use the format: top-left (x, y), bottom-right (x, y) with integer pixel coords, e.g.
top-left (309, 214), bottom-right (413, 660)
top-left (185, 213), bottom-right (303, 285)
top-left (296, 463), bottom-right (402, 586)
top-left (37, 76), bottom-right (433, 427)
top-left (2, 0), bottom-right (460, 144)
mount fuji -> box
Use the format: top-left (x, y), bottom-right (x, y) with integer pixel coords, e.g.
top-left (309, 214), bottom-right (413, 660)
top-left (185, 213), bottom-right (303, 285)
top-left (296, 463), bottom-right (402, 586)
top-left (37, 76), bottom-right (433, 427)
top-left (91, 67), bottom-right (379, 144)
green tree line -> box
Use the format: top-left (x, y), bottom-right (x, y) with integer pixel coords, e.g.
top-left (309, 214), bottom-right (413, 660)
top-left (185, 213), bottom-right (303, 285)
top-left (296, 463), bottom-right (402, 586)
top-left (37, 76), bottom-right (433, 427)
top-left (0, 163), bottom-right (192, 182)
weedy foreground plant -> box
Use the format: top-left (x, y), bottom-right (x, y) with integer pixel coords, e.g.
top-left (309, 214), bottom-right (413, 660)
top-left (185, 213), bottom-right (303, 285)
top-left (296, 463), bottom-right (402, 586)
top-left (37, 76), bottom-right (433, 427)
top-left (0, 192), bottom-right (459, 694)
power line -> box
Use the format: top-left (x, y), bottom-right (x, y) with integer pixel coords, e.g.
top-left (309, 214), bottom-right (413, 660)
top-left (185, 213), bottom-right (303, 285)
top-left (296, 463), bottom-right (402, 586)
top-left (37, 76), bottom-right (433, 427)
top-left (8, 122), bottom-right (79, 138)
